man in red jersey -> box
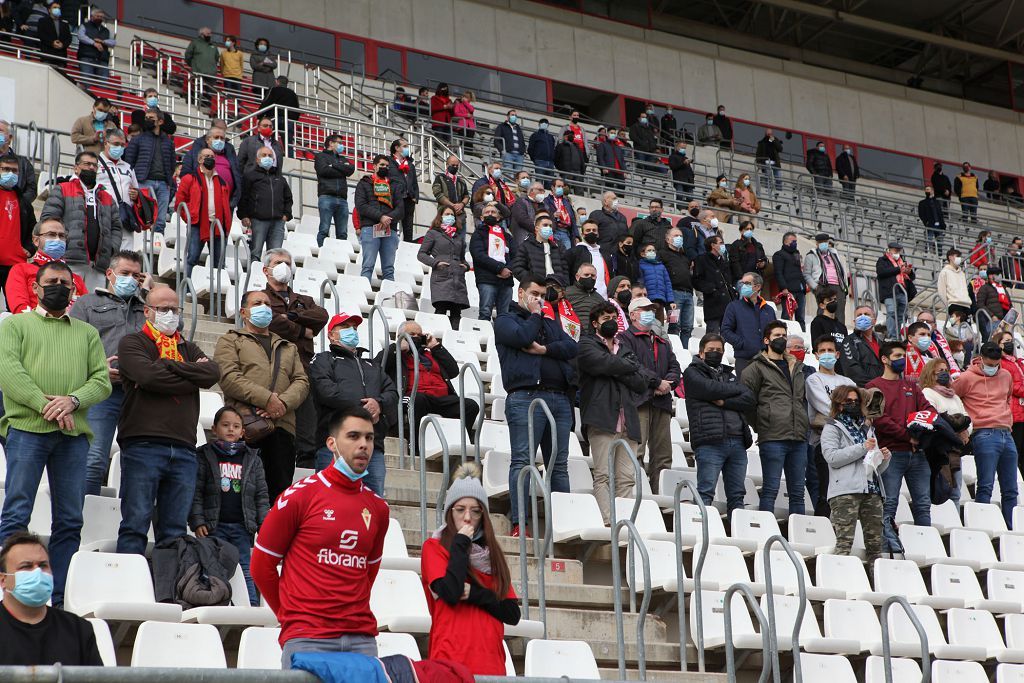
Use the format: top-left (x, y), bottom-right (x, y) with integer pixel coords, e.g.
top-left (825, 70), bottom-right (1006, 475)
top-left (251, 404), bottom-right (390, 669)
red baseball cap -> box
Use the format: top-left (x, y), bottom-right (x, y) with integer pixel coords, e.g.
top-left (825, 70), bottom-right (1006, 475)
top-left (327, 312), bottom-right (363, 332)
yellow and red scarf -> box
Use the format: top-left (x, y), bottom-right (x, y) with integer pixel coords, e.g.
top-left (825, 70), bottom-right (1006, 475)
top-left (373, 176), bottom-right (393, 208)
top-left (143, 320), bottom-right (183, 361)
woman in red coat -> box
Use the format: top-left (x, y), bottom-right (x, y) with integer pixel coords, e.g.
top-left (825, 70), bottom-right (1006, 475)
top-left (430, 82), bottom-right (454, 142)
top-left (421, 463), bottom-right (519, 675)
top-left (174, 147), bottom-right (232, 279)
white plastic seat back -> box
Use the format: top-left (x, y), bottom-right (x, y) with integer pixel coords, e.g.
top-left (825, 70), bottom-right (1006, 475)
top-left (965, 501), bottom-right (1009, 535)
top-left (693, 590), bottom-right (757, 649)
top-left (865, 656), bottom-right (921, 683)
top-left (1005, 614), bottom-right (1024, 649)
top-left (899, 524), bottom-right (954, 564)
top-left (887, 603), bottom-right (950, 651)
top-left (947, 607), bottom-right (1009, 654)
top-left (1000, 664), bottom-right (1024, 683)
top-left (815, 554), bottom-right (873, 595)
top-left (383, 517), bottom-right (411, 559)
top-left (873, 558), bottom-right (932, 600)
top-left (677, 502), bottom-right (729, 541)
top-left (65, 552), bottom-right (163, 616)
top-left (637, 539), bottom-right (682, 590)
top-left (788, 514), bottom-right (837, 552)
top-left (931, 563), bottom-right (985, 603)
top-left (731, 509), bottom-right (782, 547)
top-left (932, 660), bottom-right (990, 683)
top-left (237, 627), bottom-right (282, 669)
top-left (1003, 535), bottom-right (1024, 565)
top-left (697, 544), bottom-right (752, 588)
top-left (613, 498), bottom-right (668, 538)
top-left (990, 569), bottom-right (1024, 605)
top-left (550, 492), bottom-right (606, 540)
top-left (524, 639), bottom-right (600, 679)
top-left (799, 653), bottom-right (857, 683)
top-left (87, 618), bottom-right (117, 666)
top-left (131, 622), bottom-right (227, 668)
top-left (369, 569), bottom-right (432, 632)
top-left (755, 549), bottom-right (813, 594)
top-left (950, 528), bottom-right (1000, 566)
top-left (823, 599), bottom-right (881, 651)
top-left (376, 632), bottom-right (422, 660)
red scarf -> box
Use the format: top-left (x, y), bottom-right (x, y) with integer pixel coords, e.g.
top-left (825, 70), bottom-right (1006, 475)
top-left (142, 320), bottom-right (183, 361)
top-left (487, 224), bottom-right (508, 262)
top-left (488, 176), bottom-right (514, 206)
top-left (440, 223), bottom-right (457, 239)
top-left (904, 345), bottom-right (930, 379)
top-left (552, 197), bottom-right (571, 226)
top-left (994, 282), bottom-right (1012, 312)
top-left (394, 154), bottom-right (410, 173)
top-left (886, 252), bottom-right (907, 286)
top-left (542, 299), bottom-right (581, 341)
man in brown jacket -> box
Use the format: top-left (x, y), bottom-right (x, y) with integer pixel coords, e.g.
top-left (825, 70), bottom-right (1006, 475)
top-left (215, 289), bottom-right (310, 500)
top-left (261, 248), bottom-right (328, 468)
top-left (115, 285), bottom-right (222, 555)
top-left (70, 97), bottom-right (120, 155)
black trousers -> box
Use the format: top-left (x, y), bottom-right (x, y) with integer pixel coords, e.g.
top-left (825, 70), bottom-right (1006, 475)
top-left (293, 393), bottom-right (318, 468)
top-left (814, 443), bottom-right (832, 517)
top-left (400, 198), bottom-right (417, 242)
top-left (410, 393), bottom-right (479, 443)
top-left (252, 428), bottom-right (296, 502)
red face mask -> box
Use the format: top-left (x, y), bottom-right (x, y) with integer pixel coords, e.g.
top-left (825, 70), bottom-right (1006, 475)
top-left (790, 349), bottom-right (806, 362)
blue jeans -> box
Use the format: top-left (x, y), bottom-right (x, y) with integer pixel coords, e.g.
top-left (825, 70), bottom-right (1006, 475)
top-left (671, 290), bottom-right (695, 349)
top-left (85, 384), bottom-right (124, 497)
top-left (501, 152), bottom-right (524, 173)
top-left (880, 450), bottom-right (931, 531)
top-left (185, 225), bottom-right (226, 279)
top-left (553, 229), bottom-right (573, 251)
top-left (360, 227), bottom-right (399, 280)
top-left (695, 437), bottom-right (747, 513)
top-left (534, 160), bottom-right (555, 187)
top-left (249, 219), bottom-right (285, 262)
top-left (0, 429), bottom-right (89, 606)
top-left (142, 180), bottom-right (170, 233)
top-left (317, 196), bottom-right (349, 246)
top-left (116, 441), bottom-right (198, 555)
top-left (506, 390), bottom-right (572, 525)
top-left (884, 289), bottom-right (908, 339)
top-left (758, 440), bottom-right (807, 514)
top-left (477, 283), bottom-right (512, 321)
top-left (972, 428), bottom-right (1020, 526)
top-left (78, 57), bottom-right (110, 80)
top-left (314, 445), bottom-right (385, 497)
top-left (213, 522), bottom-right (257, 606)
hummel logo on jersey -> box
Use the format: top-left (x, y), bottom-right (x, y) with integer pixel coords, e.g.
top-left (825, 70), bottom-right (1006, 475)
top-left (338, 529), bottom-right (359, 550)
top-left (323, 509), bottom-right (335, 521)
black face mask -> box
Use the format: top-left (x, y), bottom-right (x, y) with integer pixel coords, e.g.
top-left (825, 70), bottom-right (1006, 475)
top-left (447, 164), bottom-right (459, 174)
top-left (937, 371), bottom-right (952, 386)
top-left (689, 208), bottom-right (699, 217)
top-left (616, 290), bottom-right (631, 307)
top-left (571, 117), bottom-right (580, 124)
top-left (703, 350), bottom-right (723, 368)
top-left (78, 169), bottom-right (97, 188)
top-left (577, 277), bottom-right (595, 291)
top-left (545, 287), bottom-right (560, 302)
top-left (40, 283), bottom-right (71, 312)
top-left (201, 157), bottom-right (216, 170)
top-left (620, 243), bottom-right (633, 254)
top-left (376, 167), bottom-right (388, 179)
top-left (598, 319), bottom-right (618, 338)
top-left (783, 242), bottom-right (797, 253)
top-left (482, 215), bottom-right (499, 227)
top-left (439, 89), bottom-right (448, 96)
top-left (583, 232), bottom-right (598, 245)
top-left (842, 403), bottom-right (862, 418)
top-left (1004, 342), bottom-right (1016, 355)
top-left (412, 335), bottom-right (427, 348)
top-left (768, 337), bottom-right (787, 354)
top-left (825, 301), bottom-right (838, 314)
top-left (142, 119), bottom-right (157, 132)
top-left (202, 34), bottom-right (211, 42)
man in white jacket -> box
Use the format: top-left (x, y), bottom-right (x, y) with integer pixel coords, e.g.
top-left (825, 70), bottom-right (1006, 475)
top-left (95, 130), bottom-right (139, 250)
top-left (937, 248), bottom-right (973, 321)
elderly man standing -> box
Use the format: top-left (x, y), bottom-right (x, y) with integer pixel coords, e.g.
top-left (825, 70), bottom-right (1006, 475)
top-left (589, 192), bottom-right (629, 251)
top-left (722, 272), bottom-right (777, 375)
top-left (0, 261), bottom-right (111, 606)
top-left (617, 296), bottom-right (681, 494)
top-left (115, 285), bottom-right (221, 556)
top-left (261, 248), bottom-right (328, 469)
top-left (184, 27), bottom-right (219, 110)
top-left (216, 290), bottom-right (310, 500)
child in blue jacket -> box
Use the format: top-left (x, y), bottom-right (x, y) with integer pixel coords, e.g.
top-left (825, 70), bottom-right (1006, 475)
top-left (638, 243), bottom-right (676, 320)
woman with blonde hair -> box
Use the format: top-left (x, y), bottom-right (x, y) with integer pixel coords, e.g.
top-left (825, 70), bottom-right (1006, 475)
top-left (421, 463), bottom-right (520, 675)
top-left (821, 385), bottom-right (890, 565)
top-left (919, 356), bottom-right (971, 505)
top-left (734, 172), bottom-right (761, 217)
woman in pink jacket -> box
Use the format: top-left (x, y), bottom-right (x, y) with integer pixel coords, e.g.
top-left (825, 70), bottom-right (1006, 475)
top-left (452, 91), bottom-right (477, 151)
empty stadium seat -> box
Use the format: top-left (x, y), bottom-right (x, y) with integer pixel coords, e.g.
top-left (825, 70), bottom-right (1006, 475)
top-left (988, 569), bottom-right (1024, 610)
top-left (1000, 664), bottom-right (1024, 683)
top-left (822, 598), bottom-right (919, 657)
top-left (523, 639), bottom-right (600, 679)
top-left (864, 656), bottom-right (922, 683)
top-left (950, 527), bottom-right (1021, 570)
top-left (965, 501), bottom-right (1024, 539)
top-left (369, 569), bottom-right (432, 633)
top-left (931, 563), bottom-right (1018, 613)
top-left (814, 554), bottom-right (889, 605)
top-left (696, 544), bottom-right (766, 595)
top-left (87, 618), bottom-right (117, 667)
top-left (932, 660), bottom-right (990, 683)
top-left (873, 558), bottom-right (963, 610)
top-left (786, 514), bottom-right (837, 556)
top-left (758, 594), bottom-right (860, 654)
top-left (675, 502), bottom-right (756, 552)
top-left (947, 608), bottom-right (1024, 662)
top-left (130, 622), bottom-right (226, 668)
top-left (237, 627), bottom-right (282, 669)
top-left (376, 632), bottom-right (422, 660)
top-left (754, 549), bottom-right (844, 601)
top-left (65, 552), bottom-right (182, 623)
top-left (730, 509), bottom-right (815, 556)
top-left (79, 495), bottom-right (122, 552)
top-left (886, 603), bottom-right (987, 661)
top-left (899, 523), bottom-right (979, 569)
top-left (694, 590), bottom-right (764, 651)
top-left (550, 493), bottom-right (613, 543)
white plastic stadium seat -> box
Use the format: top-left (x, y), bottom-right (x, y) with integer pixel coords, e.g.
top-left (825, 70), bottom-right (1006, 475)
top-left (899, 524), bottom-right (979, 569)
top-left (381, 518), bottom-right (420, 573)
top-left (376, 632), bottom-right (422, 660)
top-left (1000, 664), bottom-right (1024, 683)
top-left (950, 528), bottom-right (1024, 571)
top-left (524, 639), bottom-right (600, 679)
top-left (79, 495), bottom-right (122, 552)
top-left (693, 590), bottom-right (764, 650)
top-left (814, 554), bottom-right (889, 605)
top-left (886, 603), bottom-right (987, 661)
top-left (237, 627), bottom-right (282, 669)
top-left (947, 608), bottom-right (1024, 662)
top-left (696, 544), bottom-right (765, 595)
top-left (758, 594), bottom-right (860, 654)
top-left (865, 656), bottom-right (922, 683)
top-left (931, 563), bottom-right (1018, 613)
top-left (873, 558), bottom-right (963, 610)
top-left (798, 653), bottom-right (857, 683)
top-left (822, 599), bottom-right (919, 657)
top-left (87, 618), bottom-right (117, 666)
top-left (550, 493), bottom-right (612, 543)
top-left (370, 569), bottom-right (432, 633)
top-left (65, 552), bottom-right (182, 622)
top-left (965, 501), bottom-right (1024, 539)
top-left (731, 509), bottom-right (815, 556)
top-left (932, 660), bottom-right (991, 683)
top-left (130, 621), bottom-right (226, 668)
top-left (754, 549), bottom-right (844, 602)
top-left (787, 514), bottom-right (837, 556)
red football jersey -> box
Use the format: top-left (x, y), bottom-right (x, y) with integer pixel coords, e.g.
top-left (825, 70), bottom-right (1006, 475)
top-left (254, 465), bottom-right (390, 645)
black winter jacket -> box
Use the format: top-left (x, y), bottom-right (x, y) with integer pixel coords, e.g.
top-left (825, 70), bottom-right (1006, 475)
top-left (388, 155), bottom-right (419, 200)
top-left (683, 358), bottom-right (755, 449)
top-left (628, 121), bottom-right (658, 153)
top-left (589, 209), bottom-right (629, 251)
top-left (615, 326), bottom-right (681, 413)
top-left (805, 148), bottom-right (832, 177)
top-left (566, 244), bottom-right (614, 285)
top-left (577, 334), bottom-right (647, 441)
top-left (875, 254), bottom-right (916, 302)
top-left (631, 216), bottom-right (671, 248)
top-left (658, 245), bottom-right (692, 292)
top-left (314, 150), bottom-right (355, 198)
top-left (668, 151), bottom-right (695, 184)
top-left (189, 443), bottom-right (270, 535)
top-left (772, 246), bottom-right (804, 293)
top-left (237, 166), bottom-right (293, 221)
top-left (694, 251), bottom-right (735, 321)
top-left (918, 196), bottom-right (946, 230)
top-left (729, 237), bottom-right (767, 281)
top-left (310, 344), bottom-right (399, 448)
top-left (755, 136), bottom-right (782, 166)
top-left (469, 222), bottom-right (516, 287)
top-left (354, 173), bottom-right (405, 226)
top-left (554, 141), bottom-right (585, 175)
top-left (510, 237), bottom-right (570, 284)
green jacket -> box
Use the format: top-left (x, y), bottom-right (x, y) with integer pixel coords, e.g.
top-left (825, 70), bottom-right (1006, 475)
top-left (0, 312), bottom-right (112, 438)
top-left (740, 351), bottom-right (809, 442)
top-left (184, 37), bottom-right (219, 76)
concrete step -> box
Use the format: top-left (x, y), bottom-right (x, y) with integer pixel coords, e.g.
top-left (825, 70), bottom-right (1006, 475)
top-left (538, 606), bottom-right (667, 644)
top-left (598, 668), bottom-right (726, 682)
top-left (507, 636), bottom-right (682, 668)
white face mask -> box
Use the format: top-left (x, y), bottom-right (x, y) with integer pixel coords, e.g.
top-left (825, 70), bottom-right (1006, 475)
top-left (153, 310), bottom-right (179, 335)
top-left (611, 199), bottom-right (619, 209)
top-left (710, 217), bottom-right (719, 228)
top-left (271, 261), bottom-right (292, 284)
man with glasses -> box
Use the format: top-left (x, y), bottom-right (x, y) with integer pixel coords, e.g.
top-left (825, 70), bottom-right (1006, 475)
top-left (95, 130), bottom-right (140, 250)
top-left (722, 272), bottom-right (777, 375)
top-left (70, 250), bottom-right (150, 496)
top-left (5, 219), bottom-right (86, 314)
top-left (115, 285), bottom-right (221, 555)
top-left (0, 261), bottom-right (111, 606)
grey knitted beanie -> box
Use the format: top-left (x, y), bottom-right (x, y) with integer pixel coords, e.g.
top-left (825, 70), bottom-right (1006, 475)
top-left (443, 462), bottom-right (489, 518)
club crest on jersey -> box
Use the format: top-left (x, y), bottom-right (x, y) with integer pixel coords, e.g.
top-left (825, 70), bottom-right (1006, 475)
top-left (322, 509), bottom-right (335, 521)
top-left (362, 507), bottom-right (372, 530)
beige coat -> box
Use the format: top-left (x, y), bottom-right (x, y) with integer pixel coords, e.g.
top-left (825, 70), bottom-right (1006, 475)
top-left (706, 187), bottom-right (741, 223)
top-left (214, 328), bottom-right (309, 435)
top-left (70, 114), bottom-right (120, 154)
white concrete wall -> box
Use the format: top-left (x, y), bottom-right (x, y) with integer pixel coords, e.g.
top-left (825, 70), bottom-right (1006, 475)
top-left (219, 0), bottom-right (1024, 172)
top-left (0, 54), bottom-right (94, 132)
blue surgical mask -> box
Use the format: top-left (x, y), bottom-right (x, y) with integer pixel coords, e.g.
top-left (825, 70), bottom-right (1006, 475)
top-left (491, 168), bottom-right (502, 179)
top-left (643, 251), bottom-right (657, 262)
top-left (43, 239), bottom-right (66, 259)
top-left (248, 304), bottom-right (273, 328)
top-left (441, 214), bottom-right (456, 227)
top-left (743, 178), bottom-right (750, 187)
top-left (539, 226), bottom-right (553, 240)
top-left (640, 117), bottom-right (648, 125)
top-left (107, 145), bottom-right (124, 160)
top-left (4, 568), bottom-right (53, 607)
top-left (519, 177), bottom-right (530, 188)
top-left (0, 133), bottom-right (6, 146)
top-left (554, 186), bottom-right (564, 197)
top-left (855, 314), bottom-right (873, 332)
top-left (51, 7), bottom-right (61, 17)
top-left (401, 146), bottom-right (411, 158)
top-left (210, 139), bottom-right (225, 152)
top-left (915, 336), bottom-right (931, 352)
top-left (639, 310), bottom-right (657, 327)
top-left (258, 44), bottom-right (268, 53)
top-left (740, 283), bottom-right (754, 299)
top-left (334, 143), bottom-right (344, 154)
top-left (339, 327), bottom-right (360, 348)
top-left (983, 364), bottom-right (1000, 377)
top-left (672, 236), bottom-right (683, 249)
top-left (146, 96), bottom-right (159, 108)
top-left (986, 236), bottom-right (994, 244)
top-left (540, 122), bottom-right (548, 130)
top-left (0, 171), bottom-right (17, 189)
top-left (743, 229), bottom-right (754, 239)
top-left (509, 115), bottom-right (518, 124)
top-left (94, 110), bottom-right (108, 122)
top-left (818, 352), bottom-right (838, 370)
top-left (608, 133), bottom-right (618, 141)
top-left (817, 242), bottom-right (829, 252)
top-left (979, 270), bottom-right (987, 279)
top-left (113, 274), bottom-right (138, 298)
top-left (333, 450), bottom-right (368, 481)
top-left (259, 156), bottom-right (274, 169)
top-left (717, 244), bottom-right (728, 256)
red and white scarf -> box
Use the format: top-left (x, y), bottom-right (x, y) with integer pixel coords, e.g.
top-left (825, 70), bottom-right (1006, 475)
top-left (394, 154), bottom-right (410, 173)
top-left (487, 224), bottom-right (508, 263)
top-left (886, 252), bottom-right (907, 286)
top-left (994, 282), bottom-right (1012, 312)
top-left (906, 333), bottom-right (961, 379)
top-left (569, 124), bottom-right (585, 151)
top-left (552, 197), bottom-right (571, 227)
top-left (542, 299), bottom-right (581, 341)
top-left (488, 176), bottom-right (514, 205)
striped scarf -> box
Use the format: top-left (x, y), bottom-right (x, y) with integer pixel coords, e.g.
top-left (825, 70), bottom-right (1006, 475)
top-left (142, 320), bottom-right (183, 361)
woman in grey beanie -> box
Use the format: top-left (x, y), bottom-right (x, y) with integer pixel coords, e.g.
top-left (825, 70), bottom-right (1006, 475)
top-left (420, 462), bottom-right (520, 674)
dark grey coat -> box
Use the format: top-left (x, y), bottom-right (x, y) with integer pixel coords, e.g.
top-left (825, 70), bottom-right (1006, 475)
top-left (418, 227), bottom-right (470, 308)
top-left (188, 443), bottom-right (270, 536)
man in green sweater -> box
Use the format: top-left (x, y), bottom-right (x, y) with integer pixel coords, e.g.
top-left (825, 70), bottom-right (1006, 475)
top-left (0, 261), bottom-right (111, 607)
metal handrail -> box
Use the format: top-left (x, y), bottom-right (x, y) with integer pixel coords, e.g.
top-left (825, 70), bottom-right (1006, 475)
top-left (177, 276), bottom-right (198, 342)
top-left (606, 438), bottom-right (644, 612)
top-left (173, 201), bottom-right (192, 292)
top-left (723, 583), bottom-right (774, 683)
top-left (365, 304), bottom-right (392, 360)
top-left (207, 217), bottom-right (226, 319)
top-left (761, 535), bottom-right (808, 683)
top-left (420, 415), bottom-right (452, 533)
top-left (457, 363), bottom-right (484, 464)
top-left (516, 464), bottom-right (552, 633)
top-left (879, 596), bottom-right (931, 683)
top-left (674, 479), bottom-right (708, 672)
top-left (394, 332), bottom-right (420, 470)
top-left (526, 397), bottom-right (556, 487)
top-left (610, 519), bottom-right (652, 680)
top-left (317, 279), bottom-right (340, 351)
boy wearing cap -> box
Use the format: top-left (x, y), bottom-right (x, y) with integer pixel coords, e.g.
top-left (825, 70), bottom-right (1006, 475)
top-left (308, 313), bottom-right (398, 496)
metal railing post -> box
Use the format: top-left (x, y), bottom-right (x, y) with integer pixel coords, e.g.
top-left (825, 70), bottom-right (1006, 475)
top-left (879, 596), bottom-right (931, 683)
top-left (516, 464), bottom-right (552, 634)
top-left (317, 279), bottom-right (340, 350)
top-left (457, 364), bottom-right (484, 464)
top-left (607, 438), bottom-right (644, 612)
top-left (365, 304), bottom-right (392, 360)
top-left (395, 332), bottom-right (420, 470)
top-left (723, 583), bottom-right (774, 683)
top-left (674, 479), bottom-right (708, 672)
top-left (762, 535), bottom-right (808, 683)
top-left (420, 415), bottom-right (451, 535)
top-left (178, 277), bottom-right (198, 342)
top-left (174, 202), bottom-right (192, 292)
top-left (611, 519), bottom-right (652, 680)
top-left (208, 218), bottom-right (227, 319)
